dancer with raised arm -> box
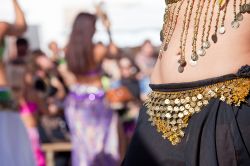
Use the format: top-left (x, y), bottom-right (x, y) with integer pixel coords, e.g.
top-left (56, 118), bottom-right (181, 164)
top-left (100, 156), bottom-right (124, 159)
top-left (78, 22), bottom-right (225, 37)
top-left (63, 13), bottom-right (122, 166)
top-left (0, 0), bottom-right (36, 165)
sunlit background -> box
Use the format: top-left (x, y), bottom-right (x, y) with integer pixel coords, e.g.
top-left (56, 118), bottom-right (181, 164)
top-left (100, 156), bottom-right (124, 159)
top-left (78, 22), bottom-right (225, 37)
top-left (18, 0), bottom-right (165, 50)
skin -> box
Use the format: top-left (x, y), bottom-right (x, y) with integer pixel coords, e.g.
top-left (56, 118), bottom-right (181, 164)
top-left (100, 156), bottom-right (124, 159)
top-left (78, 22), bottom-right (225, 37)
top-left (0, 23), bottom-right (9, 86)
top-left (151, 0), bottom-right (250, 84)
top-left (0, 0), bottom-right (27, 86)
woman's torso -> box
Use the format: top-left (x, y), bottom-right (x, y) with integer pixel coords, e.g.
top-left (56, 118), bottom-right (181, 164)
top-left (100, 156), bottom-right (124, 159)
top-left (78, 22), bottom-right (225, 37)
top-left (151, 0), bottom-right (250, 84)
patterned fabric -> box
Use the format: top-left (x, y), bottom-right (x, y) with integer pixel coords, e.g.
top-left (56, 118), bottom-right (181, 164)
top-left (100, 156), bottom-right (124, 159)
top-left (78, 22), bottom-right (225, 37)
top-left (64, 84), bottom-right (119, 166)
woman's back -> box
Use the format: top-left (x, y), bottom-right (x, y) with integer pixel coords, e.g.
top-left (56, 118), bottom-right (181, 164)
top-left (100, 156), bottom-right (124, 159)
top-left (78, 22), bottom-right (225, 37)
top-left (63, 12), bottom-right (120, 166)
top-left (151, 0), bottom-right (250, 84)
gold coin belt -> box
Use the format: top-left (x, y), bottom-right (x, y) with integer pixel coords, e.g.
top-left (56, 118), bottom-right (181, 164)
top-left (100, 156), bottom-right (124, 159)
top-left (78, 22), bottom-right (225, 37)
top-left (144, 78), bottom-right (250, 145)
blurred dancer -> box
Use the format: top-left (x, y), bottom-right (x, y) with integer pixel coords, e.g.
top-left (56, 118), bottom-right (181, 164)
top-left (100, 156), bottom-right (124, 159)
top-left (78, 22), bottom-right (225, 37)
top-left (0, 0), bottom-right (36, 165)
top-left (63, 13), bottom-right (121, 166)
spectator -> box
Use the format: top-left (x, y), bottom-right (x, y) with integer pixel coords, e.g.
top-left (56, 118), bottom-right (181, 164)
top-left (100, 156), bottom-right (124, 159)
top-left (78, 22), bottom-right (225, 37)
top-left (135, 40), bottom-right (156, 101)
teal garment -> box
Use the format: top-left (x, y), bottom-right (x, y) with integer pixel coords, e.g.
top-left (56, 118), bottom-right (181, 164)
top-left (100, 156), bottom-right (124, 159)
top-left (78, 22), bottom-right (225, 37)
top-left (0, 88), bottom-right (12, 102)
top-left (0, 88), bottom-right (16, 109)
top-left (0, 41), bottom-right (5, 61)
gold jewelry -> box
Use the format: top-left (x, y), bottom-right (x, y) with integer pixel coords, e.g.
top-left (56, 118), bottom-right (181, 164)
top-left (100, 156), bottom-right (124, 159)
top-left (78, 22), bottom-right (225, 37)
top-left (167, 0), bottom-right (183, 5)
top-left (165, 1), bottom-right (185, 51)
top-left (204, 0), bottom-right (217, 50)
top-left (177, 0), bottom-right (192, 73)
top-left (191, 0), bottom-right (206, 64)
top-left (178, 0), bottom-right (196, 73)
top-left (240, 1), bottom-right (250, 13)
top-left (160, 0), bottom-right (250, 72)
top-left (236, 0), bottom-right (244, 21)
top-left (198, 0), bottom-right (212, 57)
top-left (211, 3), bottom-right (222, 43)
top-left (145, 78), bottom-right (250, 145)
top-left (163, 4), bottom-right (177, 52)
top-left (159, 6), bottom-right (172, 58)
top-left (219, 0), bottom-right (229, 34)
top-left (232, 0), bottom-right (240, 28)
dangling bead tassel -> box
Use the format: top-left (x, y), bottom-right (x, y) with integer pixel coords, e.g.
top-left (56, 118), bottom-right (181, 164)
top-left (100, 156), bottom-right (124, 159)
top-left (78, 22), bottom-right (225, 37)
top-left (231, 0), bottom-right (240, 29)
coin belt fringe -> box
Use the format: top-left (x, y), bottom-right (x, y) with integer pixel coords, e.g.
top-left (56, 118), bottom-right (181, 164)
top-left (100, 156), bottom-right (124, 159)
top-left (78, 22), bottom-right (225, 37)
top-left (144, 78), bottom-right (250, 145)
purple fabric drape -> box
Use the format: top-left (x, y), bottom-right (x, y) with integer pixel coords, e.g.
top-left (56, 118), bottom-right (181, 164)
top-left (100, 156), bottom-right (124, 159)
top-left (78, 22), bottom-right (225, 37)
top-left (64, 84), bottom-right (119, 166)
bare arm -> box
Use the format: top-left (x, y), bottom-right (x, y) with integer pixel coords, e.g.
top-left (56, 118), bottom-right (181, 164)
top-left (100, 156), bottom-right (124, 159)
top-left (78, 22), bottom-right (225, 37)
top-left (0, 23), bottom-right (9, 85)
top-left (6, 0), bottom-right (27, 36)
top-left (0, 23), bottom-right (9, 42)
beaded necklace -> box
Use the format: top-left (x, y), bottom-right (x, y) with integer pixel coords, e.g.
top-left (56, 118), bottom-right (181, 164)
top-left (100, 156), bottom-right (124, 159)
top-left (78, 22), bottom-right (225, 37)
top-left (161, 0), bottom-right (250, 73)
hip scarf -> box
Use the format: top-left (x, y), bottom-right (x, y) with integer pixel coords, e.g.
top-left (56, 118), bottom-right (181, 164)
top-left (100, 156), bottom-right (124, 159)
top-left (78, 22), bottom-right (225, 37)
top-left (145, 65), bottom-right (250, 145)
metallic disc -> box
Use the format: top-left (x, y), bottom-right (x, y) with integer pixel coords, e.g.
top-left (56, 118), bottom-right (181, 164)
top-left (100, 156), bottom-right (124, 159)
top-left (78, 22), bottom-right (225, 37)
top-left (211, 34), bottom-right (218, 43)
top-left (191, 53), bottom-right (199, 61)
top-left (231, 20), bottom-right (240, 29)
top-left (219, 26), bottom-right (226, 34)
top-left (178, 65), bottom-right (185, 73)
top-left (236, 13), bottom-right (244, 21)
top-left (202, 41), bottom-right (211, 49)
top-left (189, 59), bottom-right (197, 66)
top-left (240, 5), bottom-right (245, 13)
top-left (247, 4), bottom-right (250, 13)
top-left (197, 48), bottom-right (206, 56)
top-left (178, 59), bottom-right (187, 67)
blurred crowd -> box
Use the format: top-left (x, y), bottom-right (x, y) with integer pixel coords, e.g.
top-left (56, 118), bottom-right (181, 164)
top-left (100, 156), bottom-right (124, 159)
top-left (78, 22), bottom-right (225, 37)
top-left (0, 1), bottom-right (158, 166)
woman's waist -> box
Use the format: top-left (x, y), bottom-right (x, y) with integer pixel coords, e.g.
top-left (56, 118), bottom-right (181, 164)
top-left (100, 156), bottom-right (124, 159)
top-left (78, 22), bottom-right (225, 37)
top-left (150, 65), bottom-right (250, 91)
top-left (151, 53), bottom-right (250, 84)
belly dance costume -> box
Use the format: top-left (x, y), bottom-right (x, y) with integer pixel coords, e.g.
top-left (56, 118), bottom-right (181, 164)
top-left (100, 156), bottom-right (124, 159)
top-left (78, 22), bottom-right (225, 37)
top-left (64, 84), bottom-right (120, 166)
top-left (122, 0), bottom-right (250, 165)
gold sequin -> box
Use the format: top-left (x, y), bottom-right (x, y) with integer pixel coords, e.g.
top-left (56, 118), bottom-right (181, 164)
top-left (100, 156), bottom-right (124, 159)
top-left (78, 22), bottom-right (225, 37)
top-left (145, 78), bottom-right (250, 145)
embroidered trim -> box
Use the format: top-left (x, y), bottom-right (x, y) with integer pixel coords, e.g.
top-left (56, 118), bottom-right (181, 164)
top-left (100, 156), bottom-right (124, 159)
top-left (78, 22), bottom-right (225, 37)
top-left (144, 78), bottom-right (250, 145)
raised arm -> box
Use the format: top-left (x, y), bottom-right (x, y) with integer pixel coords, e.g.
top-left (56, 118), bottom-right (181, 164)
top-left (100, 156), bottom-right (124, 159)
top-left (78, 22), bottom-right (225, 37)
top-left (6, 0), bottom-right (27, 36)
top-left (0, 23), bottom-right (9, 42)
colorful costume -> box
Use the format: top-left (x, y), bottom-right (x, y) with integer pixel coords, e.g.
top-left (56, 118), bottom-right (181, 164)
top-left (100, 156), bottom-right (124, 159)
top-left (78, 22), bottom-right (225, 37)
top-left (65, 84), bottom-right (120, 166)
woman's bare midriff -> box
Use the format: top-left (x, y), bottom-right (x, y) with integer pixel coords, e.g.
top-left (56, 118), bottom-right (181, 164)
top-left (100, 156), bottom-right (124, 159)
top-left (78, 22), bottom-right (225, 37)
top-left (151, 0), bottom-right (250, 84)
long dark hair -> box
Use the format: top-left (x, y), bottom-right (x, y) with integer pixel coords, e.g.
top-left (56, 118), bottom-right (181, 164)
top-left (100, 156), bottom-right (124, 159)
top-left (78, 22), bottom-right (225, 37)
top-left (65, 13), bottom-right (97, 76)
